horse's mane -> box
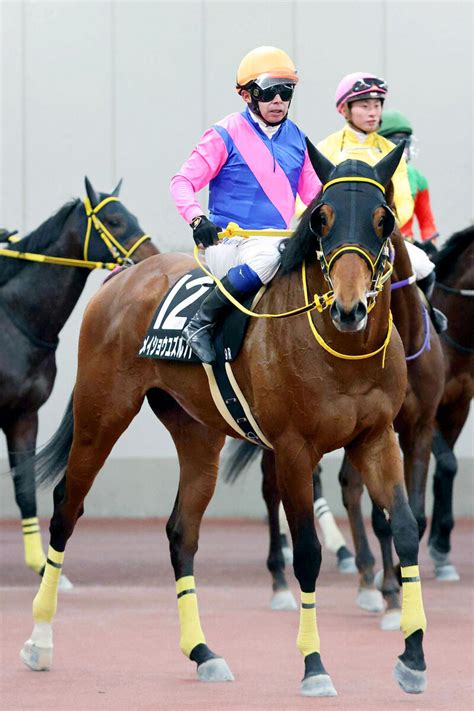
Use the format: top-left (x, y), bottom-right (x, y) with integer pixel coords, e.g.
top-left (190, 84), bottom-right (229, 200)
top-left (279, 191), bottom-right (322, 274)
top-left (0, 199), bottom-right (81, 286)
top-left (432, 224), bottom-right (474, 281)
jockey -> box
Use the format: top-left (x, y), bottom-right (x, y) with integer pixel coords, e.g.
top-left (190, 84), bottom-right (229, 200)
top-left (378, 109), bottom-right (439, 245)
top-left (170, 46), bottom-right (321, 363)
top-left (315, 72), bottom-right (445, 332)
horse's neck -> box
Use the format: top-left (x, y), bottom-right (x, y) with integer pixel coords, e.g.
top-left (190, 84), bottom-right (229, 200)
top-left (391, 233), bottom-right (423, 348)
top-left (0, 210), bottom-right (91, 341)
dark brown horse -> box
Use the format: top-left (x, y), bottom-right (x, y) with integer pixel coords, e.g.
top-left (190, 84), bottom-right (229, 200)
top-left (0, 178), bottom-right (157, 584)
top-left (428, 226), bottom-right (474, 579)
top-left (20, 147), bottom-right (427, 697)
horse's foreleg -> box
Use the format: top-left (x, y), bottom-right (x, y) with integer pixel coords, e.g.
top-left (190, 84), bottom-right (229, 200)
top-left (21, 385), bottom-right (144, 672)
top-left (370, 501), bottom-right (401, 629)
top-left (313, 463), bottom-right (355, 572)
top-left (4, 413), bottom-right (46, 575)
top-left (276, 447), bottom-right (337, 697)
top-left (260, 450), bottom-right (297, 610)
top-left (348, 427), bottom-right (427, 694)
top-left (161, 406), bottom-right (232, 682)
top-left (339, 454), bottom-right (383, 612)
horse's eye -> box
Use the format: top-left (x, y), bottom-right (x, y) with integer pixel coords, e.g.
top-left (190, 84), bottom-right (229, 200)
top-left (106, 217), bottom-right (120, 228)
top-left (378, 216), bottom-right (385, 228)
top-left (320, 214), bottom-right (327, 226)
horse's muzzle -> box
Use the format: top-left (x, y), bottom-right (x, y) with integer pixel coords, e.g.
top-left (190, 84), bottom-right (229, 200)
top-left (330, 300), bottom-right (368, 332)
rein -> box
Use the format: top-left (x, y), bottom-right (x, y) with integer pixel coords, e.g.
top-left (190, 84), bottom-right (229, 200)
top-left (194, 221), bottom-right (394, 366)
top-left (435, 281), bottom-right (474, 297)
top-left (0, 197), bottom-right (151, 271)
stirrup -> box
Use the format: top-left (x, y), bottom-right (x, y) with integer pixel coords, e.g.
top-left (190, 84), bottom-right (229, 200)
top-left (432, 307), bottom-right (448, 334)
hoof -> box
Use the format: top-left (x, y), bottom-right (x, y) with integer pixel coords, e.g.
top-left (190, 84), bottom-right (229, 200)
top-left (301, 673), bottom-right (337, 697)
top-left (58, 573), bottom-right (74, 591)
top-left (435, 564), bottom-right (460, 582)
top-left (381, 609), bottom-right (401, 631)
top-left (356, 587), bottom-right (384, 613)
top-left (394, 658), bottom-right (427, 694)
top-left (282, 546), bottom-right (293, 565)
top-left (337, 555), bottom-right (357, 574)
top-left (271, 590), bottom-right (298, 611)
top-left (197, 657), bottom-right (234, 682)
top-left (20, 640), bottom-right (52, 671)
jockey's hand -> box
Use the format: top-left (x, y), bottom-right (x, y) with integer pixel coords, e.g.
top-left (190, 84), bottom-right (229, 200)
top-left (190, 216), bottom-right (221, 248)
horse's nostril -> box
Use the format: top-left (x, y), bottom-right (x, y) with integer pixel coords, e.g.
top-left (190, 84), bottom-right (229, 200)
top-left (331, 301), bottom-right (367, 325)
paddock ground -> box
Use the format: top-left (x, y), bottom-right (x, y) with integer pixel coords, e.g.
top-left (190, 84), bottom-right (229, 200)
top-left (1, 517), bottom-right (472, 710)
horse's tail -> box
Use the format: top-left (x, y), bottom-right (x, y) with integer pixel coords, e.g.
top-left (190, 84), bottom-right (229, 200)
top-left (33, 393), bottom-right (74, 489)
top-left (222, 440), bottom-right (262, 484)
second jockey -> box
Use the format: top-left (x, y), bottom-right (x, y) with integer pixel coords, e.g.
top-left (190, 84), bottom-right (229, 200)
top-left (170, 46), bottom-right (320, 363)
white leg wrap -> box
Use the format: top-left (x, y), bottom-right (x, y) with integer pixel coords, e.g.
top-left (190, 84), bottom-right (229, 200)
top-left (314, 498), bottom-right (346, 554)
top-left (278, 502), bottom-right (290, 534)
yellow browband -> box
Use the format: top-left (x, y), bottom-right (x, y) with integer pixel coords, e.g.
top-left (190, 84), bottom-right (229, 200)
top-left (0, 196), bottom-right (150, 271)
top-left (322, 176), bottom-right (386, 193)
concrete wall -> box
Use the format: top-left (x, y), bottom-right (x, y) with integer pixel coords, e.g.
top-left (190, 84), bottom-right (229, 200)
top-left (0, 1), bottom-right (472, 517)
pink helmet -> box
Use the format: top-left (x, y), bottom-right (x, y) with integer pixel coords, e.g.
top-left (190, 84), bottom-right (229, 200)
top-left (335, 72), bottom-right (388, 113)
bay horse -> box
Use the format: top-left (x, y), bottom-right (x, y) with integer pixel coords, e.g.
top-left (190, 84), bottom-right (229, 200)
top-left (428, 225), bottom-right (474, 579)
top-left (0, 178), bottom-right (158, 584)
top-left (226, 227), bottom-right (445, 629)
top-left (20, 145), bottom-right (427, 696)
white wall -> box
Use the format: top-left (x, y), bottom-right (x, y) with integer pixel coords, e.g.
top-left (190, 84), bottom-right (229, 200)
top-left (0, 1), bottom-right (472, 495)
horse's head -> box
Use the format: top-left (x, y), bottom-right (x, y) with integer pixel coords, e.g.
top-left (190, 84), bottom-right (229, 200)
top-left (83, 177), bottom-right (158, 265)
top-left (307, 143), bottom-right (404, 332)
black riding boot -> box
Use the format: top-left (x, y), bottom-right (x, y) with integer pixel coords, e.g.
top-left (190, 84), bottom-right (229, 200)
top-left (182, 276), bottom-right (247, 364)
top-left (418, 272), bottom-right (448, 334)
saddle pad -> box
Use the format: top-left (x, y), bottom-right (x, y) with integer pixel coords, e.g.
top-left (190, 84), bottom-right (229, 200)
top-left (138, 268), bottom-right (259, 363)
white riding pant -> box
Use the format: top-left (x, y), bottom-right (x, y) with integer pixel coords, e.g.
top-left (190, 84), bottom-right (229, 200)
top-left (403, 240), bottom-right (435, 280)
top-left (205, 236), bottom-right (285, 285)
top-left (205, 235), bottom-right (434, 284)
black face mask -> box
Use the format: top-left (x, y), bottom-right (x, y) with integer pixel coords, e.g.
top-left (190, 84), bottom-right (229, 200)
top-left (310, 181), bottom-right (395, 268)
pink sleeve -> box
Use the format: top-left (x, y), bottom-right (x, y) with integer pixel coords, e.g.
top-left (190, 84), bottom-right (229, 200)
top-left (297, 150), bottom-right (322, 206)
top-left (170, 127), bottom-right (229, 224)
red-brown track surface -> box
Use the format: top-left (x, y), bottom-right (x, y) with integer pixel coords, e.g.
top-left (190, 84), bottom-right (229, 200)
top-left (1, 518), bottom-right (472, 710)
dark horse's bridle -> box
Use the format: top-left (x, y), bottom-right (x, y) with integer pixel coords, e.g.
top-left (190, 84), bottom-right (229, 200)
top-left (0, 196), bottom-right (151, 272)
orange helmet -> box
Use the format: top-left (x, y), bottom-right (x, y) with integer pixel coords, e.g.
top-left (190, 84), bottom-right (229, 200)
top-left (236, 46), bottom-right (298, 93)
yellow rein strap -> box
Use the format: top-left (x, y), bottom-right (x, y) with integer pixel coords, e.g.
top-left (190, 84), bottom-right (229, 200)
top-left (193, 245), bottom-right (334, 318)
top-left (0, 247), bottom-right (118, 271)
top-left (302, 260), bottom-right (393, 367)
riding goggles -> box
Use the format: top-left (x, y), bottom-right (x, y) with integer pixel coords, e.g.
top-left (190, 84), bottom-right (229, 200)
top-left (251, 83), bottom-right (295, 102)
top-left (338, 77), bottom-right (387, 106)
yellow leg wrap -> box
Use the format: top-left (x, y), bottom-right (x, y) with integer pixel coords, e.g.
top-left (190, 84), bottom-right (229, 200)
top-left (296, 591), bottom-right (321, 657)
top-left (400, 565), bottom-right (427, 638)
top-left (176, 575), bottom-right (206, 657)
top-left (22, 517), bottom-right (46, 573)
top-left (32, 546), bottom-right (64, 624)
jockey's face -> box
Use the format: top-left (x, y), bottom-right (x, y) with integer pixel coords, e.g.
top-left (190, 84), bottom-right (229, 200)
top-left (257, 94), bottom-right (290, 124)
top-left (343, 98), bottom-right (383, 133)
top-left (241, 89), bottom-right (290, 124)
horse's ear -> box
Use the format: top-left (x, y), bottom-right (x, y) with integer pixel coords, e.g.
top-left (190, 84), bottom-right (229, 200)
top-left (305, 137), bottom-right (335, 184)
top-left (111, 178), bottom-right (123, 197)
top-left (84, 177), bottom-right (99, 208)
top-left (374, 141), bottom-right (406, 187)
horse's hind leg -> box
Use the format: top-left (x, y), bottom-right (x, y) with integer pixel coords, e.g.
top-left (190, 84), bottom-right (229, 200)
top-left (261, 450), bottom-right (297, 611)
top-left (313, 464), bottom-right (356, 573)
top-left (5, 412), bottom-right (45, 574)
top-left (149, 392), bottom-right (232, 682)
top-left (338, 454), bottom-right (384, 613)
top-left (21, 384), bottom-right (145, 672)
top-left (428, 395), bottom-right (469, 580)
top-left (348, 427), bottom-right (427, 694)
